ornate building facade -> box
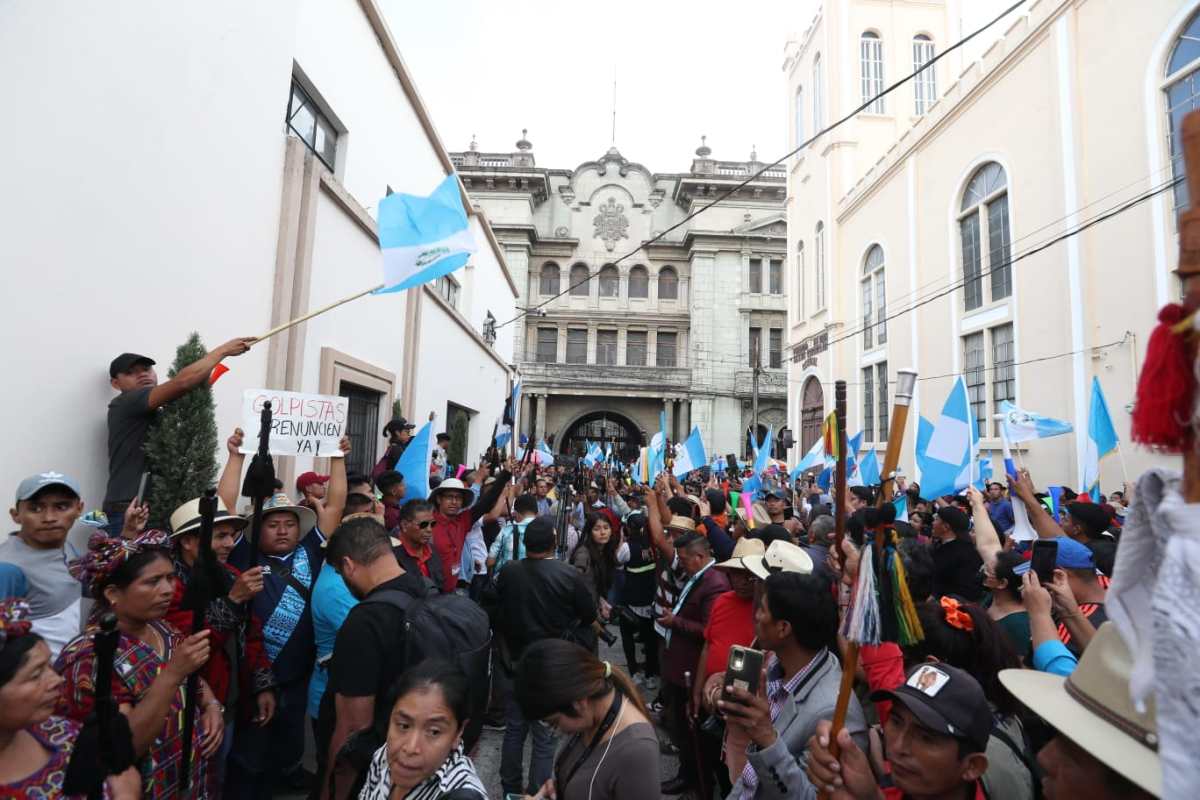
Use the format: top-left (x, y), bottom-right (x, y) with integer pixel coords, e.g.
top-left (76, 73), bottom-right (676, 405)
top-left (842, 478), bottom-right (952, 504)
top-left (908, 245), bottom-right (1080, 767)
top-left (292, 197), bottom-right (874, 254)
top-left (451, 135), bottom-right (788, 461)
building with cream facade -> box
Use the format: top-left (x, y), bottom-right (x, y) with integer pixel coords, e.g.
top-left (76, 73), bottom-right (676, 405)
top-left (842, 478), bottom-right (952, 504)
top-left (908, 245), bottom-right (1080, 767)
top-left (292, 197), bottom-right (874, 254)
top-left (784, 0), bottom-right (1194, 490)
top-left (451, 137), bottom-right (788, 461)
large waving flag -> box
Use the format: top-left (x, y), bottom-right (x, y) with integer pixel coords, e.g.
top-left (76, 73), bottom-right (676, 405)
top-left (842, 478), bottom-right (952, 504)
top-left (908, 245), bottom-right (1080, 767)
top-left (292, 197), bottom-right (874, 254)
top-left (892, 494), bottom-right (909, 523)
top-left (672, 427), bottom-right (708, 478)
top-left (789, 437), bottom-right (825, 482)
top-left (376, 174), bottom-right (476, 293)
top-left (742, 426), bottom-right (774, 495)
top-left (998, 401), bottom-right (1073, 443)
top-left (914, 377), bottom-right (977, 499)
top-left (495, 381), bottom-right (520, 449)
top-left (582, 441), bottom-right (604, 468)
top-left (395, 421), bottom-right (433, 500)
top-left (858, 449), bottom-right (882, 486)
top-left (1082, 377), bottom-right (1119, 501)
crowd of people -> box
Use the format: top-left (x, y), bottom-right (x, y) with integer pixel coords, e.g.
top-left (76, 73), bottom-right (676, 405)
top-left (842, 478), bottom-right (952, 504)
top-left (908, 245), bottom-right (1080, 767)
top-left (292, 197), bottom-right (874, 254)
top-left (0, 342), bottom-right (1167, 799)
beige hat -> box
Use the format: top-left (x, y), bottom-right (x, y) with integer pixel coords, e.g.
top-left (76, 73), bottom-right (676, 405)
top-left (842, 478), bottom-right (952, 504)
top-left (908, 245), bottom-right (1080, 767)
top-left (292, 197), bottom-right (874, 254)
top-left (744, 540), bottom-right (814, 580)
top-left (259, 492), bottom-right (318, 534)
top-left (1000, 624), bottom-right (1159, 797)
top-left (666, 515), bottom-right (697, 533)
top-left (716, 537), bottom-right (766, 571)
top-left (169, 497), bottom-right (247, 538)
top-left (751, 501), bottom-right (772, 529)
top-left (430, 478), bottom-right (473, 504)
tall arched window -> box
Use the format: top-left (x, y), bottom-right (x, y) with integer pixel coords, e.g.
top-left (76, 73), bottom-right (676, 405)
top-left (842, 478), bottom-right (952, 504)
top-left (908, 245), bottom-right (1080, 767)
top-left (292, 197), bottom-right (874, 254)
top-left (861, 32), bottom-right (885, 113)
top-left (913, 35), bottom-right (937, 115)
top-left (539, 262), bottom-right (560, 295)
top-left (569, 263), bottom-right (590, 296)
top-left (959, 162), bottom-right (1011, 311)
top-left (598, 265), bottom-right (620, 297)
top-left (813, 54), bottom-right (824, 131)
top-left (815, 222), bottom-right (826, 310)
top-left (862, 245), bottom-right (886, 348)
top-left (658, 266), bottom-right (679, 300)
top-left (628, 265), bottom-right (649, 298)
top-left (795, 86), bottom-right (805, 146)
top-left (795, 240), bottom-right (806, 318)
top-left (1166, 8), bottom-right (1200, 212)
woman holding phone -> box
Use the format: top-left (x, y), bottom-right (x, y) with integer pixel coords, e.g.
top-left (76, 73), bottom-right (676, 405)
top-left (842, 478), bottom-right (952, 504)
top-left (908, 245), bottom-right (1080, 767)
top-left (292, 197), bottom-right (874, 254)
top-left (513, 639), bottom-right (659, 800)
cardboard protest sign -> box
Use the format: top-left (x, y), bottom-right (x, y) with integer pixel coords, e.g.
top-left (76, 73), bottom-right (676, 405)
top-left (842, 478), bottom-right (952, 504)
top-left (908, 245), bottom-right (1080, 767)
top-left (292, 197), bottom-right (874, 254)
top-left (240, 389), bottom-right (348, 457)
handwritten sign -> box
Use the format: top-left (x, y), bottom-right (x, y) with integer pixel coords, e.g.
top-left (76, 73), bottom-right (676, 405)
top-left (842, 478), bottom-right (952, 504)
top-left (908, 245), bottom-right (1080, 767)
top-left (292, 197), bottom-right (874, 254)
top-left (240, 389), bottom-right (348, 457)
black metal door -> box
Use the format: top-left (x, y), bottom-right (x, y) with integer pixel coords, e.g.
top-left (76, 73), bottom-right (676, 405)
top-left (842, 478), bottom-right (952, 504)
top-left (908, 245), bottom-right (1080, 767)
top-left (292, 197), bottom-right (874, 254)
top-left (340, 382), bottom-right (381, 477)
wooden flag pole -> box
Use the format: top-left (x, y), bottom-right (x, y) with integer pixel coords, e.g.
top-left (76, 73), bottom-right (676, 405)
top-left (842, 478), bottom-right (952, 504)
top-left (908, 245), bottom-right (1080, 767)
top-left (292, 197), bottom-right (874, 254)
top-left (254, 282), bottom-right (385, 343)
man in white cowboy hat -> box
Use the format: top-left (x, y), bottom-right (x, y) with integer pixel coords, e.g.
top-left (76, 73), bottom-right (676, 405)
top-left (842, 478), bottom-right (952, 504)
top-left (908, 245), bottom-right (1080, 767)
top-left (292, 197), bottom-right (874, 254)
top-left (428, 461), bottom-right (512, 594)
top-left (1000, 623), bottom-right (1160, 800)
top-left (218, 429), bottom-right (351, 798)
top-left (165, 497), bottom-right (278, 791)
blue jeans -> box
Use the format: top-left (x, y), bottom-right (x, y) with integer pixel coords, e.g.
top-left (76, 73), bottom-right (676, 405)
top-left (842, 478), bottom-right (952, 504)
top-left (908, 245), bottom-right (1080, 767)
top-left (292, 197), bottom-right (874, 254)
top-left (500, 692), bottom-right (556, 794)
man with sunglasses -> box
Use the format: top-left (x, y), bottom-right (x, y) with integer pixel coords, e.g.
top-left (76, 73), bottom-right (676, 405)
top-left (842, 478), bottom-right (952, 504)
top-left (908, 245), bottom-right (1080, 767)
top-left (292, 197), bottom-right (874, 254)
top-left (393, 499), bottom-right (443, 593)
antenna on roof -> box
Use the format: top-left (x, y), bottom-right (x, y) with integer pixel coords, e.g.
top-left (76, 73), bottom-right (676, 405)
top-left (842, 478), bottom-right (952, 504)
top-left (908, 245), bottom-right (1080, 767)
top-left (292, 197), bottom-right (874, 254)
top-left (611, 65), bottom-right (617, 145)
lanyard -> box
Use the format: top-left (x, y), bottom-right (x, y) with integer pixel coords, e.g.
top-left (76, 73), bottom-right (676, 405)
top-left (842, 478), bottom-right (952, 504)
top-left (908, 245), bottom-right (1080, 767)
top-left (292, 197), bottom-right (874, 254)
top-left (665, 559), bottom-right (714, 647)
top-left (555, 690), bottom-right (625, 794)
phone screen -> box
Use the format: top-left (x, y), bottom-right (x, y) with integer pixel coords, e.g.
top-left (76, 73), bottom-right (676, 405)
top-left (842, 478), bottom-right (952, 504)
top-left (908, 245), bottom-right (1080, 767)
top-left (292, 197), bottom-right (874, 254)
top-left (1031, 540), bottom-right (1058, 584)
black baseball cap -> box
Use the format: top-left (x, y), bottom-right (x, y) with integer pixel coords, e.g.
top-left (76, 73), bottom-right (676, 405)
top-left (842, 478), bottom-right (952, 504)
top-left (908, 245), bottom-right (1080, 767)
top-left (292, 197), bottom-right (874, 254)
top-left (109, 352), bottom-right (155, 378)
top-left (436, 432), bottom-right (451, 442)
top-left (870, 662), bottom-right (992, 752)
top-left (382, 418), bottom-right (416, 437)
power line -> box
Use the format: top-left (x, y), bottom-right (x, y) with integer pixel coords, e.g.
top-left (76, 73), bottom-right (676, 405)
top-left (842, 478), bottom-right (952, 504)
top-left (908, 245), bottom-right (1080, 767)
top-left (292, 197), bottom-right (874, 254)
top-left (494, 0), bottom-right (1028, 331)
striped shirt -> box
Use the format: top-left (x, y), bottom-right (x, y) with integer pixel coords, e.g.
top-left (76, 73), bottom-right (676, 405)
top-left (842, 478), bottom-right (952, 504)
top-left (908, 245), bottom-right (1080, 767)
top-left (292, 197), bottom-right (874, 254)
top-left (358, 741), bottom-right (486, 799)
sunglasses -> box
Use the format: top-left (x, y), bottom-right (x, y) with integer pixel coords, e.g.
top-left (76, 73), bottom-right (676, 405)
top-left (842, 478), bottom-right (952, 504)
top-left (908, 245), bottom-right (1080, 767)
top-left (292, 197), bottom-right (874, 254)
top-left (414, 520), bottom-right (435, 530)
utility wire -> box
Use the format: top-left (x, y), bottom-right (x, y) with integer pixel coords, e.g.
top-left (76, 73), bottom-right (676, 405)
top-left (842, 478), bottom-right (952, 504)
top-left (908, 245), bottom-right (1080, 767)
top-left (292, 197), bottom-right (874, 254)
top-left (494, 0), bottom-right (1028, 331)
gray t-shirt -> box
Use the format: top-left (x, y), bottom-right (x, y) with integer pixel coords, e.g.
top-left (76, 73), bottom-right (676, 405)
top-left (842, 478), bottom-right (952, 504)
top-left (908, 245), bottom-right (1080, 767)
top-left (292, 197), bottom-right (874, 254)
top-left (557, 721), bottom-right (661, 800)
top-left (0, 533), bottom-right (79, 618)
top-left (106, 386), bottom-right (155, 505)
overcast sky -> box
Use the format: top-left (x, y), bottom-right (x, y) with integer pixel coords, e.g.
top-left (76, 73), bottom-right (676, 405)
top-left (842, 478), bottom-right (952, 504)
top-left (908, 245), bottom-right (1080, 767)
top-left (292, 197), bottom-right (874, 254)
top-left (385, 0), bottom-right (817, 173)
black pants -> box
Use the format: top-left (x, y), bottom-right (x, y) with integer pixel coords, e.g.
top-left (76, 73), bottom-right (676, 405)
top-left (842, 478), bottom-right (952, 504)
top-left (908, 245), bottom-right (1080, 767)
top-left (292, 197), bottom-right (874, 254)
top-left (661, 680), bottom-right (699, 788)
top-left (225, 679), bottom-right (307, 799)
top-left (618, 613), bottom-right (659, 677)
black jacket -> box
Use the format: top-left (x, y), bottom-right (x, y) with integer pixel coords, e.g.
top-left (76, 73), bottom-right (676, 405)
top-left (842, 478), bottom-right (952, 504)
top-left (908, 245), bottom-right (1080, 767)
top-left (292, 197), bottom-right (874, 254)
top-left (392, 542), bottom-right (445, 594)
top-left (496, 557), bottom-right (597, 657)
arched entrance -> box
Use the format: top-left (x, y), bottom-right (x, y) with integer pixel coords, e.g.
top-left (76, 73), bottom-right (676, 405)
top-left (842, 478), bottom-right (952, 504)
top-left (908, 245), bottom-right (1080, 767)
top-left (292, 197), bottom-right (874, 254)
top-left (800, 377), bottom-right (824, 455)
top-left (559, 411), bottom-right (645, 463)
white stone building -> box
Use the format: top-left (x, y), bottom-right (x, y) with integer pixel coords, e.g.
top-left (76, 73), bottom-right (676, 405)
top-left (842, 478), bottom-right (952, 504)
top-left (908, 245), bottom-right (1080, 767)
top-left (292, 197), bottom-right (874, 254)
top-left (450, 137), bottom-right (788, 462)
top-left (783, 0), bottom-right (1191, 490)
top-left (0, 0), bottom-right (516, 509)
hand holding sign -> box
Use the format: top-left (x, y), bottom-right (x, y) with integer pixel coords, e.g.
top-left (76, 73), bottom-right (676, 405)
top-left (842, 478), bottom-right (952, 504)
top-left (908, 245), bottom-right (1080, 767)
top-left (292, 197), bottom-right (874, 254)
top-left (240, 390), bottom-right (348, 457)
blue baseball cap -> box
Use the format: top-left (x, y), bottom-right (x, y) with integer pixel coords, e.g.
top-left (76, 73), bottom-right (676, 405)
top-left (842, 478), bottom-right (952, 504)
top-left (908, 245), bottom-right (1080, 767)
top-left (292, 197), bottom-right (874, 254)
top-left (15, 471), bottom-right (82, 504)
top-left (1014, 536), bottom-right (1096, 573)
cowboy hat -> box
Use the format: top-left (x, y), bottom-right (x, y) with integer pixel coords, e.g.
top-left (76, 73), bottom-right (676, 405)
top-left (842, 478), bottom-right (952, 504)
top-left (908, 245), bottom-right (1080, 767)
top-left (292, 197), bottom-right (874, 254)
top-left (259, 492), bottom-right (318, 534)
top-left (169, 497), bottom-right (248, 538)
top-left (716, 537), bottom-right (766, 571)
top-left (429, 478), bottom-right (473, 504)
top-left (744, 540), bottom-right (814, 580)
top-left (999, 624), bottom-right (1159, 797)
top-left (666, 515), bottom-right (697, 533)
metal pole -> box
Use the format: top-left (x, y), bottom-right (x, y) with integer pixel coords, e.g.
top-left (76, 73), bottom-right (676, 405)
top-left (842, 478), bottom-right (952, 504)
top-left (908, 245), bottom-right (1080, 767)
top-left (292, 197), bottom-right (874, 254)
top-left (751, 336), bottom-right (761, 455)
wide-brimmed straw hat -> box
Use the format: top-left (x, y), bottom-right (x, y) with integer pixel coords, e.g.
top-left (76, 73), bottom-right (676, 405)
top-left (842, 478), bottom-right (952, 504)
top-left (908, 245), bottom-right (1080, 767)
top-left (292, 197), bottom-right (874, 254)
top-left (260, 492), bottom-right (317, 534)
top-left (170, 498), bottom-right (248, 538)
top-left (666, 515), bottom-right (697, 533)
top-left (743, 540), bottom-right (814, 580)
top-left (999, 624), bottom-right (1159, 797)
top-left (429, 478), bottom-right (473, 504)
top-left (715, 537), bottom-right (766, 571)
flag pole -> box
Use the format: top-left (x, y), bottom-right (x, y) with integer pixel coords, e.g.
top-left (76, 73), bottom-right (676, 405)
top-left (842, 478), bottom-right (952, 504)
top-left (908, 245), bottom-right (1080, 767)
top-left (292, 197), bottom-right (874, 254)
top-left (255, 282), bottom-right (386, 342)
top-left (1115, 441), bottom-right (1130, 485)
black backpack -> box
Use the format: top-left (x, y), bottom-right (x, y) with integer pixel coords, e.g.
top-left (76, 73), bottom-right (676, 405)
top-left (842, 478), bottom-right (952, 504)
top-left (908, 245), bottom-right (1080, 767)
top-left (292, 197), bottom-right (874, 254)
top-left (361, 589), bottom-right (492, 751)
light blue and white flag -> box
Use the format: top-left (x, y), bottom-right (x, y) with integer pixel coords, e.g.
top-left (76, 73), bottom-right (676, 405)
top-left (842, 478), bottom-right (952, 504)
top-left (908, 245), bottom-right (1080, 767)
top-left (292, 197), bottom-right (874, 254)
top-left (495, 381), bottom-right (521, 449)
top-left (998, 401), bottom-right (1073, 444)
top-left (892, 494), bottom-right (909, 523)
top-left (743, 426), bottom-right (774, 495)
top-left (376, 174), bottom-right (475, 293)
top-left (914, 377), bottom-right (978, 499)
top-left (1082, 377), bottom-right (1119, 501)
top-left (395, 421), bottom-right (433, 501)
top-left (672, 427), bottom-right (708, 478)
top-left (537, 439), bottom-right (555, 462)
top-left (790, 437), bottom-right (825, 482)
top-left (605, 441), bottom-right (613, 464)
top-left (712, 455), bottom-right (727, 474)
top-left (582, 441), bottom-right (604, 468)
top-left (858, 449), bottom-right (882, 487)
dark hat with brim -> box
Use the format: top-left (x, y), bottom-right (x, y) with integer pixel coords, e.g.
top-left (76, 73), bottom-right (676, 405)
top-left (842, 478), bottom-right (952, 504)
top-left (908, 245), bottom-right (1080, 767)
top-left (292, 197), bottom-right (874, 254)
top-left (109, 352), bottom-right (155, 378)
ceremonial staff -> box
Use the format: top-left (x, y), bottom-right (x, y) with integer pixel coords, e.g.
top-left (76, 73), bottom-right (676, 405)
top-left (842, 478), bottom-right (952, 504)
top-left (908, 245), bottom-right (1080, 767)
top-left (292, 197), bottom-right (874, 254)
top-left (242, 402), bottom-right (277, 562)
top-left (88, 612), bottom-right (120, 800)
top-left (178, 489), bottom-right (223, 790)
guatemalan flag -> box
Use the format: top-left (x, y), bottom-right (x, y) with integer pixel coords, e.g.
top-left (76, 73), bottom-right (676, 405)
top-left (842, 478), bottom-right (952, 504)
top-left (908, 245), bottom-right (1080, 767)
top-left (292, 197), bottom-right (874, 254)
top-left (395, 421), bottom-right (434, 501)
top-left (494, 381), bottom-right (520, 450)
top-left (672, 427), bottom-right (708, 478)
top-left (376, 174), bottom-right (475, 293)
top-left (789, 437), bottom-right (825, 482)
top-left (582, 441), bottom-right (604, 468)
top-left (998, 401), bottom-right (1073, 443)
top-left (742, 426), bottom-right (774, 495)
top-left (915, 376), bottom-right (979, 499)
top-left (1082, 377), bottom-right (1119, 501)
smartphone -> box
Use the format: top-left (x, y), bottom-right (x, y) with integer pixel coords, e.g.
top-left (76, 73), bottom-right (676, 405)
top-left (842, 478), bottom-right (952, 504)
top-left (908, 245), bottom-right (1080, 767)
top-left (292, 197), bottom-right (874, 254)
top-left (1031, 539), bottom-right (1058, 584)
top-left (726, 454), bottom-right (739, 474)
top-left (723, 645), bottom-right (765, 700)
top-left (133, 472), bottom-right (150, 506)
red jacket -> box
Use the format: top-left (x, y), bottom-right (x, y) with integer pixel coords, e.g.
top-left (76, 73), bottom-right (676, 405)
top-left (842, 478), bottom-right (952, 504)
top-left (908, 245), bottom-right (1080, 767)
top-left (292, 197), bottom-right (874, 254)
top-left (166, 560), bottom-right (275, 715)
top-left (430, 472), bottom-right (511, 592)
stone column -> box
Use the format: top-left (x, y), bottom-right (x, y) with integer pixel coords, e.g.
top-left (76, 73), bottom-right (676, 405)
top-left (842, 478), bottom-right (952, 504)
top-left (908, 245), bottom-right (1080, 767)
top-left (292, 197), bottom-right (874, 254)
top-left (663, 398), bottom-right (674, 443)
top-left (535, 394), bottom-right (547, 441)
top-left (520, 394), bottom-right (532, 439)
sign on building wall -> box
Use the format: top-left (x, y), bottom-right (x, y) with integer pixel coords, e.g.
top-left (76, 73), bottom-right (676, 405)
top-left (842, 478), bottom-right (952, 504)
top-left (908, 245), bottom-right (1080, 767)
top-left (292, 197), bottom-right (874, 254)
top-left (240, 389), bottom-right (348, 457)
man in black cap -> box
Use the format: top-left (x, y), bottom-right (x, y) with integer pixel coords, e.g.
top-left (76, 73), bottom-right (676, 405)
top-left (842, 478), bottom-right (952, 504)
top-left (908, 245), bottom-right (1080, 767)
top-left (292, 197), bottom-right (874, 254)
top-left (105, 338), bottom-right (253, 530)
top-left (806, 661), bottom-right (992, 799)
top-left (1061, 501), bottom-right (1117, 577)
top-left (930, 505), bottom-right (984, 602)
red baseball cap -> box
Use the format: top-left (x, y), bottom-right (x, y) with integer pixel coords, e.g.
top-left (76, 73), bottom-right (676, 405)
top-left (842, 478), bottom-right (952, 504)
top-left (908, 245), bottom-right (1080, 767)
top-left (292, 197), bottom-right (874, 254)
top-left (296, 472), bottom-right (330, 493)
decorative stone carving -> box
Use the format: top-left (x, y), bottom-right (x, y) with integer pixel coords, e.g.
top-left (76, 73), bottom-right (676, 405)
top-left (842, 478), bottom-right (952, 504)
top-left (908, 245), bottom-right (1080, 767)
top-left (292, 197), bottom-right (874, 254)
top-left (593, 197), bottom-right (629, 252)
top-left (554, 226), bottom-right (570, 238)
top-left (648, 188), bottom-right (665, 208)
top-left (558, 185), bottom-right (576, 206)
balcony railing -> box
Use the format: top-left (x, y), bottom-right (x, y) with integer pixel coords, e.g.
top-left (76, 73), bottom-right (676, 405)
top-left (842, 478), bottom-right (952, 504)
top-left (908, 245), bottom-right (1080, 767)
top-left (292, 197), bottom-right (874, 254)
top-left (521, 361), bottom-right (692, 391)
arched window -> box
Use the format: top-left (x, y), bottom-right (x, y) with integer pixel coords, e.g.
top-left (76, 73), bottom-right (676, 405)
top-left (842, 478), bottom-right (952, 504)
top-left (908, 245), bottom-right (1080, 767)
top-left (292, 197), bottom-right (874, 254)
top-left (539, 262), bottom-right (560, 295)
top-left (862, 245), bottom-right (886, 348)
top-left (1166, 8), bottom-right (1200, 211)
top-left (658, 266), bottom-right (679, 300)
top-left (861, 32), bottom-right (885, 113)
top-left (795, 86), bottom-right (804, 146)
top-left (913, 35), bottom-right (937, 115)
top-left (796, 240), bottom-right (806, 318)
top-left (569, 263), bottom-right (590, 296)
top-left (814, 222), bottom-right (826, 310)
top-left (958, 162), bottom-right (1011, 311)
top-left (813, 54), bottom-right (824, 132)
top-left (628, 265), bottom-right (649, 298)
top-left (598, 265), bottom-right (620, 297)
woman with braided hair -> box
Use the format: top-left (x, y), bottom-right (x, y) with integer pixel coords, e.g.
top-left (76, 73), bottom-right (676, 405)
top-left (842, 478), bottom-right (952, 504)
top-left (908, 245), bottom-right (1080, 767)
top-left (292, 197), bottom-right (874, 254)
top-left (56, 530), bottom-right (221, 798)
